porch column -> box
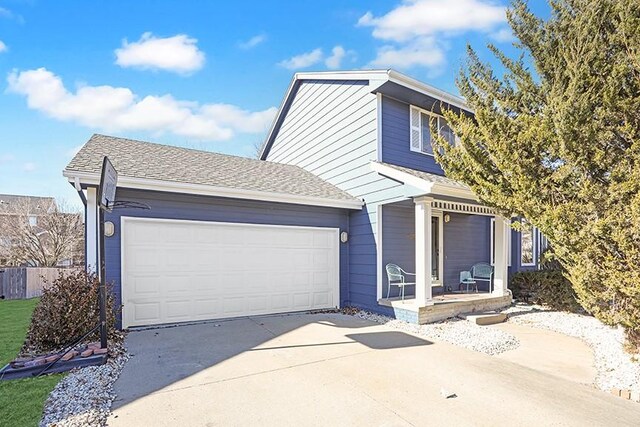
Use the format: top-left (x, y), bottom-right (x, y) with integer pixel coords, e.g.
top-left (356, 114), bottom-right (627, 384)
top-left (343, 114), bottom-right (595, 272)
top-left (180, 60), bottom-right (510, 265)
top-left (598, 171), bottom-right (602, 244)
top-left (86, 187), bottom-right (98, 273)
top-left (414, 197), bottom-right (433, 307)
top-left (493, 216), bottom-right (510, 296)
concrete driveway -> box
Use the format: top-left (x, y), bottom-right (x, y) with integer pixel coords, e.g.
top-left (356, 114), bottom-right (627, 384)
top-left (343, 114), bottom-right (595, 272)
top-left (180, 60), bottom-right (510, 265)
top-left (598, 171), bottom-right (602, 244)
top-left (108, 313), bottom-right (640, 426)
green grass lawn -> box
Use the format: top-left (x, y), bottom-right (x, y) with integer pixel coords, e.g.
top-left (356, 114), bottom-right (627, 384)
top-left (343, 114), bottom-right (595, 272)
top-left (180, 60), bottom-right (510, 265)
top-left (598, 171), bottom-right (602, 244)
top-left (0, 299), bottom-right (62, 427)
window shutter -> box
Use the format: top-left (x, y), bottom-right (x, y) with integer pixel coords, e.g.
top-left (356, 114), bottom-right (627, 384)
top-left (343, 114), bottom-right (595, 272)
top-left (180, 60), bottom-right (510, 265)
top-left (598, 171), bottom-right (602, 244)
top-left (410, 106), bottom-right (421, 152)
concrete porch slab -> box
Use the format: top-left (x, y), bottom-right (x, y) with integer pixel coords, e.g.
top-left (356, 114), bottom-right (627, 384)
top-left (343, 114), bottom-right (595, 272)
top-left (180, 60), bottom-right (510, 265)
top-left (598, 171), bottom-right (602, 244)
top-left (379, 293), bottom-right (512, 324)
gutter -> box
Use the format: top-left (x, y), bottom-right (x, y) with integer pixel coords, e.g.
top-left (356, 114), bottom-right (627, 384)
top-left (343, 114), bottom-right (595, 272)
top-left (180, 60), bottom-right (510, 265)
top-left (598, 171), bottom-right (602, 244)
top-left (63, 170), bottom-right (364, 211)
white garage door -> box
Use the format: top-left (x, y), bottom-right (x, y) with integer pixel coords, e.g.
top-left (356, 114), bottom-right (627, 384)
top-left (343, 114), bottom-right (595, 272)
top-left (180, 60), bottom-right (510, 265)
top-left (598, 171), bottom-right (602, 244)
top-left (121, 217), bottom-right (340, 328)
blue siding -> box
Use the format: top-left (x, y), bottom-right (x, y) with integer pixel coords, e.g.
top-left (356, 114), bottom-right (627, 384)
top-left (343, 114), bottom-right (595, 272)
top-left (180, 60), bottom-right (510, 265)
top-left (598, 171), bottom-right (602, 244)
top-left (381, 204), bottom-right (415, 298)
top-left (381, 96), bottom-right (445, 175)
top-left (443, 213), bottom-right (491, 291)
top-left (104, 188), bottom-right (350, 326)
top-left (347, 207), bottom-right (378, 309)
top-left (265, 79), bottom-right (409, 313)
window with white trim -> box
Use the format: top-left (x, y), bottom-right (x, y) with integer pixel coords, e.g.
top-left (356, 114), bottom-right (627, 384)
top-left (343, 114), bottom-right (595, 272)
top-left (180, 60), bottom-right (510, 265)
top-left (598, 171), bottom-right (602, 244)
top-left (410, 106), bottom-right (457, 155)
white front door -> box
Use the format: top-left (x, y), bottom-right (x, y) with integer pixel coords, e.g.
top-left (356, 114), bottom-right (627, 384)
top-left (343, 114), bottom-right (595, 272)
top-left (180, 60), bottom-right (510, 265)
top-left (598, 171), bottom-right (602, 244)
top-left (121, 217), bottom-right (340, 327)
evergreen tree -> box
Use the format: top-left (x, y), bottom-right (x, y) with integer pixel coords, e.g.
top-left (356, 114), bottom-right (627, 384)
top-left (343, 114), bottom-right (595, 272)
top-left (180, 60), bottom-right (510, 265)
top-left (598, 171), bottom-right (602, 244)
top-left (432, 0), bottom-right (640, 348)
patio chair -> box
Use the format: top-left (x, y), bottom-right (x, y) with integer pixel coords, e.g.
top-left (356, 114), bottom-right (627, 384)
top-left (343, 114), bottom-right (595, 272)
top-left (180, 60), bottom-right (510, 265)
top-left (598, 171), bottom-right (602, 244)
top-left (385, 263), bottom-right (416, 301)
top-left (470, 262), bottom-right (494, 293)
top-left (459, 270), bottom-right (477, 293)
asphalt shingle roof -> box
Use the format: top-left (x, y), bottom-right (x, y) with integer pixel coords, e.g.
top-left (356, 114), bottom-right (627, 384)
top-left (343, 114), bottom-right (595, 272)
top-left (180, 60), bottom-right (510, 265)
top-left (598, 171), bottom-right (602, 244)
top-left (65, 134), bottom-right (359, 203)
top-left (374, 161), bottom-right (470, 190)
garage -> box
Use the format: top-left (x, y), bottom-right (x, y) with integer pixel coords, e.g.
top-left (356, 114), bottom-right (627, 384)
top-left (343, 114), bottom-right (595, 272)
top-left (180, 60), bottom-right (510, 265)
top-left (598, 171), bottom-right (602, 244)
top-left (64, 134), bottom-right (361, 328)
top-left (121, 217), bottom-right (340, 327)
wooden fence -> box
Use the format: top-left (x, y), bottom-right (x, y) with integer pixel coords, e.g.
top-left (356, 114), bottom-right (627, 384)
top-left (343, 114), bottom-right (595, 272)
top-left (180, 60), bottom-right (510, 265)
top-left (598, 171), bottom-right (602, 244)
top-left (0, 267), bottom-right (77, 299)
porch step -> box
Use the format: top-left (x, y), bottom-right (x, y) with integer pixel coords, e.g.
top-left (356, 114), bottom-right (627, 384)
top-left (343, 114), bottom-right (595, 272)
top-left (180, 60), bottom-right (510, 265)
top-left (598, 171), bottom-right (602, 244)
top-left (459, 311), bottom-right (507, 326)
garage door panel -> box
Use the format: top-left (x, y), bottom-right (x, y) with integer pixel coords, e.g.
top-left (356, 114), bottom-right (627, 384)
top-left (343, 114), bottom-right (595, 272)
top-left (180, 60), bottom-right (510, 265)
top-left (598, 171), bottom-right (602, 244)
top-left (292, 293), bottom-right (311, 309)
top-left (165, 299), bottom-right (192, 318)
top-left (194, 298), bottom-right (220, 317)
top-left (130, 275), bottom-right (160, 296)
top-left (164, 275), bottom-right (191, 295)
top-left (313, 291), bottom-right (330, 306)
top-left (122, 218), bottom-right (339, 327)
top-left (129, 247), bottom-right (160, 269)
top-left (131, 301), bottom-right (161, 323)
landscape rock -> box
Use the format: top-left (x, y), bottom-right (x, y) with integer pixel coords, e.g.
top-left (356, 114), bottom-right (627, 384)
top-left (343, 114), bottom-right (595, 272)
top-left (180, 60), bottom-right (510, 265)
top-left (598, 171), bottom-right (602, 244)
top-left (40, 344), bottom-right (129, 427)
top-left (355, 311), bottom-right (520, 355)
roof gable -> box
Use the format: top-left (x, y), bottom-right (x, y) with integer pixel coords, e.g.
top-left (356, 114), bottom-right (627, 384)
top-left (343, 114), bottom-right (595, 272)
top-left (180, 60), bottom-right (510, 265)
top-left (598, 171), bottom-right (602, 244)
top-left (259, 69), bottom-right (471, 160)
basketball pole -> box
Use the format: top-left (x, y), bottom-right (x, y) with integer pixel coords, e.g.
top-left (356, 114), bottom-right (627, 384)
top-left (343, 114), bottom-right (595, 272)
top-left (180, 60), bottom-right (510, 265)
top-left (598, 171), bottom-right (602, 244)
top-left (98, 206), bottom-right (107, 349)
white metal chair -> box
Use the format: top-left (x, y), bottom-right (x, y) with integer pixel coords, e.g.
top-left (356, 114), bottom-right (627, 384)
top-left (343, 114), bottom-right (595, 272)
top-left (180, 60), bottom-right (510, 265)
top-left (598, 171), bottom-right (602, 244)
top-left (385, 263), bottom-right (416, 301)
top-left (459, 270), bottom-right (477, 293)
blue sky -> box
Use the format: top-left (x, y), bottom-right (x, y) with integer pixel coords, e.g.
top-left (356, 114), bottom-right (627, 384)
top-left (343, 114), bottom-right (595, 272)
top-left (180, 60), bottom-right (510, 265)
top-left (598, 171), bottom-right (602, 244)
top-left (0, 0), bottom-right (547, 207)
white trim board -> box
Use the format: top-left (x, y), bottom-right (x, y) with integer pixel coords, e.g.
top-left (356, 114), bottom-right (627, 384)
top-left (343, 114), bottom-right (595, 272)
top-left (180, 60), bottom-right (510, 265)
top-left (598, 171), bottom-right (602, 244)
top-left (64, 170), bottom-right (363, 210)
top-left (370, 161), bottom-right (478, 201)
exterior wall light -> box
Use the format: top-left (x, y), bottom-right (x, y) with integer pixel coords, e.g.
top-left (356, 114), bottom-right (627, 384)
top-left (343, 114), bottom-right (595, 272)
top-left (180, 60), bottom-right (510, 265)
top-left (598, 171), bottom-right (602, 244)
top-left (444, 214), bottom-right (451, 223)
top-left (340, 231), bottom-right (349, 243)
top-left (104, 221), bottom-right (115, 237)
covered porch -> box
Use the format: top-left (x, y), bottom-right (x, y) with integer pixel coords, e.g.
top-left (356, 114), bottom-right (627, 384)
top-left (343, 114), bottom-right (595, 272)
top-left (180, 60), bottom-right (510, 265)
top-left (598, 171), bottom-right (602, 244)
top-left (372, 162), bottom-right (512, 324)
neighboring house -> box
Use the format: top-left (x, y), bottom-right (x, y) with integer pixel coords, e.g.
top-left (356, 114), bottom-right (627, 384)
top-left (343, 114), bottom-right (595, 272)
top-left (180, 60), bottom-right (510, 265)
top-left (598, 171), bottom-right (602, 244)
top-left (0, 194), bottom-right (56, 266)
top-left (64, 69), bottom-right (545, 329)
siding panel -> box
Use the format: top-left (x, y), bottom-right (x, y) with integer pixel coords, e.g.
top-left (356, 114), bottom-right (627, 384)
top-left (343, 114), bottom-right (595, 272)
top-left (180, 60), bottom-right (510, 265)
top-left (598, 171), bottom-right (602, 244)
top-left (265, 80), bottom-right (409, 310)
top-left (443, 213), bottom-right (491, 291)
top-left (381, 96), bottom-right (445, 175)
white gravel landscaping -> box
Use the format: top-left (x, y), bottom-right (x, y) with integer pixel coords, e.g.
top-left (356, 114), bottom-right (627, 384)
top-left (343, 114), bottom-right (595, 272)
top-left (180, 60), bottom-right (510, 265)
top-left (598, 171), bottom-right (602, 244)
top-left (40, 344), bottom-right (129, 427)
top-left (355, 310), bottom-right (520, 355)
top-left (504, 304), bottom-right (640, 396)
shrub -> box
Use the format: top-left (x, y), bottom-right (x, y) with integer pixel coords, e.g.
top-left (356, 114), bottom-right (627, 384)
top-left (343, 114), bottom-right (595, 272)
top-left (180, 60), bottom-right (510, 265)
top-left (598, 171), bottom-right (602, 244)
top-left (510, 269), bottom-right (582, 312)
top-left (23, 270), bottom-right (121, 354)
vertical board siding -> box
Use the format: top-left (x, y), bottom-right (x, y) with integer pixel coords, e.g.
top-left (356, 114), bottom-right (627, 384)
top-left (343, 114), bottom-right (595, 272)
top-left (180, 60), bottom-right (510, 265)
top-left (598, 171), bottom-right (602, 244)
top-left (443, 213), bottom-right (491, 291)
top-left (105, 188), bottom-right (349, 326)
top-left (381, 205), bottom-right (415, 298)
top-left (265, 79), bottom-right (408, 311)
top-left (380, 96), bottom-right (445, 175)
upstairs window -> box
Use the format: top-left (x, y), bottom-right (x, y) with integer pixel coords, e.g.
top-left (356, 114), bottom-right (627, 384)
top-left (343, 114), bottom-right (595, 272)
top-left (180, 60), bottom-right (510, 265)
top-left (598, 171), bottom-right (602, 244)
top-left (410, 106), bottom-right (457, 155)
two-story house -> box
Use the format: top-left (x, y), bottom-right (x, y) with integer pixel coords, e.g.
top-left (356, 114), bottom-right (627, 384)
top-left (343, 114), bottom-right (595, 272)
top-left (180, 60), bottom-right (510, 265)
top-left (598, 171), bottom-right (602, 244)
top-left (65, 70), bottom-right (543, 328)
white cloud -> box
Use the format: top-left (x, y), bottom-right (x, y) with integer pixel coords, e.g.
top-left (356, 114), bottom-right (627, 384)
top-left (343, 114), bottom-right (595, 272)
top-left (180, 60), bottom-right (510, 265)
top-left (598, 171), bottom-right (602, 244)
top-left (239, 34), bottom-right (266, 49)
top-left (0, 7), bottom-right (24, 23)
top-left (7, 68), bottom-right (277, 141)
top-left (23, 162), bottom-right (36, 172)
top-left (115, 32), bottom-right (205, 74)
top-left (359, 0), bottom-right (506, 71)
top-left (0, 154), bottom-right (14, 165)
top-left (278, 48), bottom-right (323, 70)
top-left (358, 0), bottom-right (506, 42)
top-left (490, 27), bottom-right (516, 43)
top-left (368, 37), bottom-right (445, 70)
top-left (325, 46), bottom-right (356, 69)
top-left (0, 41), bottom-right (7, 53)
